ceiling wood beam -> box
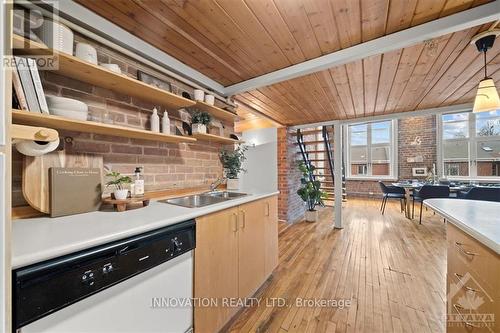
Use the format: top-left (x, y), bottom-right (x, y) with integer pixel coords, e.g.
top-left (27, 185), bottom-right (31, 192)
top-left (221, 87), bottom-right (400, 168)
top-left (291, 103), bottom-right (473, 129)
top-left (224, 1), bottom-right (500, 95)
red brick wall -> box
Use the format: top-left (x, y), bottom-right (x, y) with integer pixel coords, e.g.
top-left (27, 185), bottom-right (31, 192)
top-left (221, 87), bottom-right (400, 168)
top-left (277, 128), bottom-right (305, 223)
top-left (12, 32), bottom-right (232, 206)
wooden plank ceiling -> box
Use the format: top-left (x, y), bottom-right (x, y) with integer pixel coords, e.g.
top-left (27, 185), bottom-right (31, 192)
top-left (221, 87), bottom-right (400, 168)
top-left (77, 0), bottom-right (495, 125)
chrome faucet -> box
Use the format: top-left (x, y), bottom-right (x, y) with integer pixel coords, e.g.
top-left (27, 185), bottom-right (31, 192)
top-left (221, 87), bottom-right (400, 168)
top-left (209, 177), bottom-right (226, 192)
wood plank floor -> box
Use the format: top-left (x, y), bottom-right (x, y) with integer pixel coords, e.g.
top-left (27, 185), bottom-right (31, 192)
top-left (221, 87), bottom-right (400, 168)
top-left (226, 198), bottom-right (447, 333)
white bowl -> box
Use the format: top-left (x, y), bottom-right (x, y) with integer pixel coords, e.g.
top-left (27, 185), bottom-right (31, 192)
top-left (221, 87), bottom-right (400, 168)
top-left (50, 108), bottom-right (88, 121)
top-left (46, 95), bottom-right (88, 111)
top-left (46, 96), bottom-right (88, 120)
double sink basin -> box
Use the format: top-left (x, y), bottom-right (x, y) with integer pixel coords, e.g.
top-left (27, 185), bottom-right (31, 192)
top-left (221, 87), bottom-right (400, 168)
top-left (162, 191), bottom-right (247, 208)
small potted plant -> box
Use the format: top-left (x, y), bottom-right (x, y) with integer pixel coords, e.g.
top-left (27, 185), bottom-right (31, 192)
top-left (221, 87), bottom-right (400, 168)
top-left (297, 162), bottom-right (327, 222)
top-left (191, 111), bottom-right (211, 134)
top-left (106, 171), bottom-right (132, 200)
top-left (219, 145), bottom-right (247, 190)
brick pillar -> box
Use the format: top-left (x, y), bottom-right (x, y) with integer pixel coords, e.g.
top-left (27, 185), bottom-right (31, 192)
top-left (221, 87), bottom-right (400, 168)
top-left (278, 128), bottom-right (305, 223)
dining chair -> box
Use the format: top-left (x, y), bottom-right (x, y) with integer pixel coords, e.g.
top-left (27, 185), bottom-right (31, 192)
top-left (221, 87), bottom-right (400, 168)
top-left (462, 187), bottom-right (500, 202)
top-left (378, 181), bottom-right (406, 215)
top-left (412, 185), bottom-right (450, 224)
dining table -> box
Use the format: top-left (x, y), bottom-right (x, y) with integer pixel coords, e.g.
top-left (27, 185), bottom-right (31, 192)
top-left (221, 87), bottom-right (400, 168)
top-left (391, 181), bottom-right (470, 219)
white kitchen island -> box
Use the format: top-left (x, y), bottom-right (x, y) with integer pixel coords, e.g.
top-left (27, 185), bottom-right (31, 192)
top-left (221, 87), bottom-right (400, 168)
top-left (425, 198), bottom-right (500, 332)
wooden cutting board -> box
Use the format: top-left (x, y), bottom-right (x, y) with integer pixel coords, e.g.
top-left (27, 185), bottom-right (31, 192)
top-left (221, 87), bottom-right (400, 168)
top-left (23, 151), bottom-right (103, 213)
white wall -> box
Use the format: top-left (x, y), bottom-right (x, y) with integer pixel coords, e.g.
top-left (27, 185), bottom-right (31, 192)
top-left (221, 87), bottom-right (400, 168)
top-left (239, 128), bottom-right (278, 193)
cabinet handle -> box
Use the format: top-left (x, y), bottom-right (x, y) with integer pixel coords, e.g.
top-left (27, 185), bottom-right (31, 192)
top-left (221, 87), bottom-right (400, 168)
top-left (453, 273), bottom-right (479, 293)
top-left (265, 202), bottom-right (270, 216)
top-left (455, 242), bottom-right (478, 257)
top-left (240, 210), bottom-right (246, 229)
top-left (453, 304), bottom-right (479, 328)
top-left (232, 213), bottom-right (238, 233)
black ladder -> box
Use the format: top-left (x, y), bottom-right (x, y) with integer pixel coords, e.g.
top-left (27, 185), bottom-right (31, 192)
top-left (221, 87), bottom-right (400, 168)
top-left (296, 128), bottom-right (316, 184)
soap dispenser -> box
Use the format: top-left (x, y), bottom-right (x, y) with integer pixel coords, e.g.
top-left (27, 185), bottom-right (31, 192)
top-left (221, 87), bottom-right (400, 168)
top-left (151, 107), bottom-right (160, 132)
top-left (133, 166), bottom-right (144, 196)
top-left (162, 110), bottom-right (171, 135)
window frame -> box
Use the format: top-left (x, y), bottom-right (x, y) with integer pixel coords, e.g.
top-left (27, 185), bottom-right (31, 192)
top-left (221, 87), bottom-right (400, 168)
top-left (437, 110), bottom-right (500, 181)
top-left (344, 119), bottom-right (398, 180)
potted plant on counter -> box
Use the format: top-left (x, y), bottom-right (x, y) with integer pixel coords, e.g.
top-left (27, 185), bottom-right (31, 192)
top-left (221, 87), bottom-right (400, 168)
top-left (219, 145), bottom-right (248, 190)
top-left (106, 171), bottom-right (132, 200)
top-left (297, 162), bottom-right (326, 222)
top-left (191, 111), bottom-right (211, 134)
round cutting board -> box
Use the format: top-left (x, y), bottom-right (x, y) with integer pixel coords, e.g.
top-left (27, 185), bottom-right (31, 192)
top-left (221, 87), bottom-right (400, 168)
top-left (22, 151), bottom-right (103, 213)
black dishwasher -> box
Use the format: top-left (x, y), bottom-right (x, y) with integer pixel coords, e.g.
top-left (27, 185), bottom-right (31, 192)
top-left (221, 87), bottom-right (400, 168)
top-left (13, 219), bottom-right (195, 331)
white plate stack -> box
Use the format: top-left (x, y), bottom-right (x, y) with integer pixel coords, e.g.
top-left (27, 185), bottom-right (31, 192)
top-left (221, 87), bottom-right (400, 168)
top-left (46, 95), bottom-right (88, 121)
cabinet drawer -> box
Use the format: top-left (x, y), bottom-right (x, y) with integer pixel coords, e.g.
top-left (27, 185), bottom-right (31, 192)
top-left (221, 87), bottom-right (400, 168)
top-left (447, 224), bottom-right (500, 295)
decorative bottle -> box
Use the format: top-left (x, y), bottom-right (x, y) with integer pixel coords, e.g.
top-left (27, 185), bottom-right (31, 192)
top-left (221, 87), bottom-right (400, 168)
top-left (151, 107), bottom-right (160, 132)
top-left (162, 110), bottom-right (170, 135)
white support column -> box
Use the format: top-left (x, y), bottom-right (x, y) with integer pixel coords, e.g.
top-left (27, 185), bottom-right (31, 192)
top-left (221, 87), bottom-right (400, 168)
top-left (333, 122), bottom-right (343, 229)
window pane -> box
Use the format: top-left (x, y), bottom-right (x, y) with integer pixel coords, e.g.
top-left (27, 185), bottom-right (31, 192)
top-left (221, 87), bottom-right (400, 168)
top-left (443, 122), bottom-right (468, 139)
top-left (371, 121), bottom-right (390, 144)
top-left (372, 163), bottom-right (390, 176)
top-left (351, 164), bottom-right (367, 176)
top-left (443, 141), bottom-right (469, 159)
top-left (476, 140), bottom-right (500, 159)
top-left (476, 110), bottom-right (500, 137)
top-left (444, 162), bottom-right (469, 177)
top-left (349, 124), bottom-right (367, 146)
top-left (477, 161), bottom-right (500, 176)
top-left (442, 112), bottom-right (469, 139)
top-left (371, 145), bottom-right (390, 162)
top-left (350, 146), bottom-right (367, 163)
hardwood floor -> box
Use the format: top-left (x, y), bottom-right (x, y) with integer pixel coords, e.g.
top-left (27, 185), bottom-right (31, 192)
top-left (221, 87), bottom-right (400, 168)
top-left (226, 198), bottom-right (447, 333)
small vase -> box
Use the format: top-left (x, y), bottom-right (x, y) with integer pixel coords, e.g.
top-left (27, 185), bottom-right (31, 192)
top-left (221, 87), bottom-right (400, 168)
top-left (192, 123), bottom-right (207, 134)
top-left (114, 189), bottom-right (129, 200)
top-left (305, 210), bottom-right (318, 222)
top-left (226, 178), bottom-right (239, 190)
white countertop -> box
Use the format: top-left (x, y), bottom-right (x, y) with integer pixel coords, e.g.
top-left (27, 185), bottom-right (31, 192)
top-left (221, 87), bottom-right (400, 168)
top-left (12, 191), bottom-right (279, 269)
top-left (424, 199), bottom-right (500, 254)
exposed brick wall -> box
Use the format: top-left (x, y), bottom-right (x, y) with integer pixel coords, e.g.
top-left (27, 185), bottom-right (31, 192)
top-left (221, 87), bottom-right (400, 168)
top-left (12, 32), bottom-right (233, 206)
top-left (277, 128), bottom-right (305, 223)
top-left (398, 115), bottom-right (437, 180)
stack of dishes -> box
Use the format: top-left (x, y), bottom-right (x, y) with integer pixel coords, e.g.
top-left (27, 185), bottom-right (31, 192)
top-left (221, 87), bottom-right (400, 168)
top-left (45, 96), bottom-right (88, 121)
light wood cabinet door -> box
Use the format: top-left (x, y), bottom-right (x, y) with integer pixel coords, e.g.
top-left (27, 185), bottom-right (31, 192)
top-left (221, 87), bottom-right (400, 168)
top-left (194, 207), bottom-right (239, 333)
top-left (238, 199), bottom-right (266, 298)
top-left (264, 196), bottom-right (278, 277)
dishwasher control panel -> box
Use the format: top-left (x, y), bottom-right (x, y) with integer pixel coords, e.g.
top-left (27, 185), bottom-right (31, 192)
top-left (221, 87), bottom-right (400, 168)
top-left (13, 219), bottom-right (195, 330)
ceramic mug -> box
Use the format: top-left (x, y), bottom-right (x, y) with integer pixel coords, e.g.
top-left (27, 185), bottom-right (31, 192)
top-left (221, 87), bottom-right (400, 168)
top-left (75, 43), bottom-right (98, 65)
top-left (205, 94), bottom-right (215, 105)
top-left (194, 89), bottom-right (205, 102)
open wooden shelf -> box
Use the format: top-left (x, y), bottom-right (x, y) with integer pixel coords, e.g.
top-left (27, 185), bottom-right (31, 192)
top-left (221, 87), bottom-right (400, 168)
top-left (194, 101), bottom-right (237, 122)
top-left (12, 35), bottom-right (196, 110)
top-left (191, 132), bottom-right (243, 144)
top-left (12, 110), bottom-right (196, 144)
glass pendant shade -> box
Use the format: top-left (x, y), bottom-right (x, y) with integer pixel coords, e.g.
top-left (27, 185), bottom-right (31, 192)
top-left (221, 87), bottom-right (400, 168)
top-left (473, 78), bottom-right (500, 113)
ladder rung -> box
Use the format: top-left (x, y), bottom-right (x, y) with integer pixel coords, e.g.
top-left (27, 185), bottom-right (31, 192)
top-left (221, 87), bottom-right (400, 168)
top-left (294, 140), bottom-right (324, 145)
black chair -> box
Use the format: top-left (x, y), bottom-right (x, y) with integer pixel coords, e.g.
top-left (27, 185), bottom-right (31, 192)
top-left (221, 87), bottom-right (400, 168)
top-left (462, 187), bottom-right (500, 202)
top-left (412, 185), bottom-right (450, 224)
top-left (378, 181), bottom-right (406, 215)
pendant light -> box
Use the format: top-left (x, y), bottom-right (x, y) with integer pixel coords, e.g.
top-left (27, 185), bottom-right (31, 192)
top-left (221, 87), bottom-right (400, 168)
top-left (472, 31), bottom-right (500, 113)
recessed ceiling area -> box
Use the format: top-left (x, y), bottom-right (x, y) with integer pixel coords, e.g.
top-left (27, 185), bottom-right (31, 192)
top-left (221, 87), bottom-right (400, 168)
top-left (75, 0), bottom-right (497, 125)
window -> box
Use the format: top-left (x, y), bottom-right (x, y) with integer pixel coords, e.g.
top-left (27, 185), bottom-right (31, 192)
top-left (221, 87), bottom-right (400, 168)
top-left (439, 110), bottom-right (500, 179)
top-left (346, 120), bottom-right (397, 179)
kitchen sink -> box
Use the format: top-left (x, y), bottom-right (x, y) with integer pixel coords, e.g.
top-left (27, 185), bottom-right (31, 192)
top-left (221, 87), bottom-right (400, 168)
top-left (162, 191), bottom-right (247, 208)
top-left (204, 191), bottom-right (248, 199)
